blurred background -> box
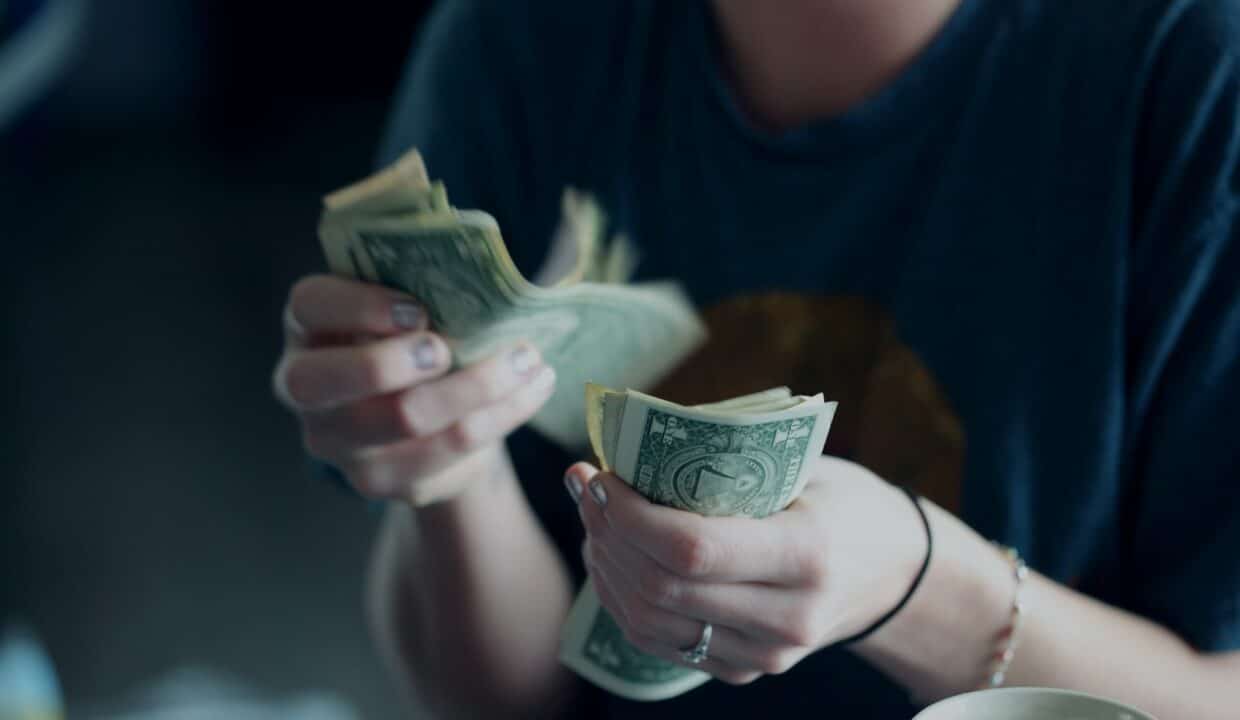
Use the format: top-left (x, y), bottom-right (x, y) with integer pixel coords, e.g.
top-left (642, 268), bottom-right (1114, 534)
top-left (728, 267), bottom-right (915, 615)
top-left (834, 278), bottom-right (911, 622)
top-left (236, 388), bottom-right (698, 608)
top-left (2, 0), bottom-right (436, 716)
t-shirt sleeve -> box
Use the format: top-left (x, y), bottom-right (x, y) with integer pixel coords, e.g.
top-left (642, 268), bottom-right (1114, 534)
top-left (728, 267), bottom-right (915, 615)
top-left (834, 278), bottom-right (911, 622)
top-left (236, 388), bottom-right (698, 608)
top-left (1124, 0), bottom-right (1240, 652)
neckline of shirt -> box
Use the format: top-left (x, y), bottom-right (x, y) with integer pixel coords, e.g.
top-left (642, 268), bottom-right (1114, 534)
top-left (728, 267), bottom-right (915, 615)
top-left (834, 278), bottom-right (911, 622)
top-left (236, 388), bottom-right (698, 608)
top-left (690, 0), bottom-right (1008, 160)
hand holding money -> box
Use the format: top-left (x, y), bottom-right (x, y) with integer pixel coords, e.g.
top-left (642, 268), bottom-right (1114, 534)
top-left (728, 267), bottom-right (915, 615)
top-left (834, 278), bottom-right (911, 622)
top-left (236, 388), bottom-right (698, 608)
top-left (279, 148), bottom-right (706, 506)
top-left (317, 149), bottom-right (706, 452)
top-left (272, 274), bottom-right (558, 505)
top-left (560, 385), bottom-right (839, 699)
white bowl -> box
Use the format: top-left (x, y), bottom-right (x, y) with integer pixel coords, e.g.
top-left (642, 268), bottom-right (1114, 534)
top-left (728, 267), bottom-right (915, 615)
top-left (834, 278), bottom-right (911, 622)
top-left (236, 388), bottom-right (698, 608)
top-left (914, 688), bottom-right (1157, 720)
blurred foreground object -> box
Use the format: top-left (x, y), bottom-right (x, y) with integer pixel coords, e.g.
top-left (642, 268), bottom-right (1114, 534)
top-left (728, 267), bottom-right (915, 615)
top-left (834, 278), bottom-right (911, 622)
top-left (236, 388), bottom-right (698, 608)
top-left (0, 622), bottom-right (64, 720)
top-left (0, 0), bottom-right (86, 130)
top-left (80, 668), bottom-right (360, 720)
top-left (318, 148), bottom-right (706, 451)
top-left (913, 687), bottom-right (1156, 720)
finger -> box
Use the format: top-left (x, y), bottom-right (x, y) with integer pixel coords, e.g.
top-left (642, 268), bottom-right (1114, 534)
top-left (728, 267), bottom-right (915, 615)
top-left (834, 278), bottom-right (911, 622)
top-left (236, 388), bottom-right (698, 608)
top-left (564, 462), bottom-right (598, 509)
top-left (276, 332), bottom-right (450, 411)
top-left (582, 505), bottom-right (808, 642)
top-left (587, 535), bottom-right (780, 671)
top-left (628, 620), bottom-right (797, 682)
top-left (587, 473), bottom-right (808, 584)
top-left (340, 367), bottom-right (556, 498)
top-left (300, 392), bottom-right (417, 456)
top-left (285, 275), bottom-right (426, 347)
top-left (595, 558), bottom-right (765, 684)
top-left (589, 543), bottom-right (756, 684)
top-left (399, 343), bottom-right (545, 436)
top-left (588, 548), bottom-right (632, 626)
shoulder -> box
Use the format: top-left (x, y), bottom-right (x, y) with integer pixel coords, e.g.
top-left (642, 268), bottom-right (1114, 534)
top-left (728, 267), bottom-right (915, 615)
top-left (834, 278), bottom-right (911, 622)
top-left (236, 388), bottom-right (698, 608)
top-left (1056, 0), bottom-right (1240, 77)
top-left (1005, 0), bottom-right (1239, 81)
top-left (1014, 0), bottom-right (1240, 201)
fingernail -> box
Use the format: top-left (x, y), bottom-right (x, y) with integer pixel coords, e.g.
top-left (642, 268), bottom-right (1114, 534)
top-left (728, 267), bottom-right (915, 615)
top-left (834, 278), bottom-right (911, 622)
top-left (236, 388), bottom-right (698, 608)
top-left (508, 345), bottom-right (538, 376)
top-left (412, 336), bottom-right (438, 370)
top-left (392, 301), bottom-right (424, 330)
top-left (564, 470), bottom-right (583, 504)
top-left (588, 477), bottom-right (607, 507)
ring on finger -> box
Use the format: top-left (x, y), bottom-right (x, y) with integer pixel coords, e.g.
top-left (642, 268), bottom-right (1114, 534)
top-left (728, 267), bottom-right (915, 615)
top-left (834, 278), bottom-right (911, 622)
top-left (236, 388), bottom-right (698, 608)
top-left (680, 621), bottom-right (713, 665)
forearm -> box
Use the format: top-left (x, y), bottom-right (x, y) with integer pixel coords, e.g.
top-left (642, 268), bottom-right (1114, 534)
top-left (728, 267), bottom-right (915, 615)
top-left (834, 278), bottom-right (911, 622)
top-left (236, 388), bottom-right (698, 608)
top-left (855, 500), bottom-right (1239, 719)
top-left (367, 446), bottom-right (578, 718)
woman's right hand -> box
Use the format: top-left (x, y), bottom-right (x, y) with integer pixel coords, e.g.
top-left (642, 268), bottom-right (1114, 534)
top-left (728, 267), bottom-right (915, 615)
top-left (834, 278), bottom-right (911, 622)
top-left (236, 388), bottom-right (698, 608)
top-left (272, 274), bottom-right (557, 506)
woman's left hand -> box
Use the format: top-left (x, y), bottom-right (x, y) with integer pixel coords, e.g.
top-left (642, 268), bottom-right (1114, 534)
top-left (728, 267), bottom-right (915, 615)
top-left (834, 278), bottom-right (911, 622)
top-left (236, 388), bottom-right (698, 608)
top-left (569, 455), bottom-right (929, 685)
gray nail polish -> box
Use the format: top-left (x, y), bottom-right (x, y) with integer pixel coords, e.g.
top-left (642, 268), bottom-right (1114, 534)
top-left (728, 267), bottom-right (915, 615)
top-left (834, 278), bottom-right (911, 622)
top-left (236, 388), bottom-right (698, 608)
top-left (564, 471), bottom-right (583, 504)
top-left (412, 337), bottom-right (438, 370)
top-left (392, 301), bottom-right (424, 330)
top-left (588, 478), bottom-right (607, 507)
top-left (508, 345), bottom-right (537, 376)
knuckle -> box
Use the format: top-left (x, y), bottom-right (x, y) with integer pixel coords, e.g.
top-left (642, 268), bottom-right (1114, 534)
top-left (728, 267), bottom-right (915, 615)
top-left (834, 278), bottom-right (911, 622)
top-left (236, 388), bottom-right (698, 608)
top-left (469, 362), bottom-right (510, 403)
top-left (582, 503), bottom-right (610, 537)
top-left (637, 565), bottom-right (682, 608)
top-left (444, 417), bottom-right (483, 454)
top-left (348, 464), bottom-right (389, 498)
top-left (778, 608), bottom-right (822, 648)
top-left (795, 540), bottom-right (829, 588)
top-left (279, 358), bottom-right (319, 408)
top-left (353, 347), bottom-right (393, 394)
top-left (666, 530), bottom-right (715, 578)
top-left (397, 385), bottom-right (432, 435)
top-left (288, 275), bottom-right (322, 310)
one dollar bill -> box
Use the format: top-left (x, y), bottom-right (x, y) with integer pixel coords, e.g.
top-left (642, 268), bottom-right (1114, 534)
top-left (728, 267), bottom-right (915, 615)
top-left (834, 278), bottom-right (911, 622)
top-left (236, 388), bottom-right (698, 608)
top-left (560, 384), bottom-right (837, 701)
top-left (316, 149), bottom-right (707, 450)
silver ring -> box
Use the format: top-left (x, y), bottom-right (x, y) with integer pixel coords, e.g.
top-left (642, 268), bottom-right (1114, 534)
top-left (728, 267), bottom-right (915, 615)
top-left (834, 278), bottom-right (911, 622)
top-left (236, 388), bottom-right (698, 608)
top-left (680, 622), bottom-right (713, 665)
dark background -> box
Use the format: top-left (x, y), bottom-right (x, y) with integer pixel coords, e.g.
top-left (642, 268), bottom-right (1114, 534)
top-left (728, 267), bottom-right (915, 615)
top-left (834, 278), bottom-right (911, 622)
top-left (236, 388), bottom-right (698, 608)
top-left (3, 1), bottom-right (436, 715)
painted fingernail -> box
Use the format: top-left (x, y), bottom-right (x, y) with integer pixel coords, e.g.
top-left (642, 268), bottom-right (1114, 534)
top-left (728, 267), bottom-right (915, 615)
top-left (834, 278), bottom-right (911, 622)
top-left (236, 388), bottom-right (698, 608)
top-left (564, 470), bottom-right (583, 504)
top-left (588, 477), bottom-right (608, 507)
top-left (508, 345), bottom-right (538, 376)
top-left (392, 301), bottom-right (424, 330)
top-left (412, 336), bottom-right (438, 370)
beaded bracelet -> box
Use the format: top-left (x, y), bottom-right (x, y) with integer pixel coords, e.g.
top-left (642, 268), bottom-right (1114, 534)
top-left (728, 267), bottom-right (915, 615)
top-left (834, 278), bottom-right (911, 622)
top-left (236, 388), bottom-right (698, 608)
top-left (980, 544), bottom-right (1029, 688)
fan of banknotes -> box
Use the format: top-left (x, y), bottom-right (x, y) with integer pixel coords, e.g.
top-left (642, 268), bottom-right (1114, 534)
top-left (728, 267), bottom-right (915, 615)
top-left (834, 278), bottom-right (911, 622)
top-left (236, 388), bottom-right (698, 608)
top-left (559, 384), bottom-right (837, 700)
top-left (318, 149), bottom-right (707, 450)
top-left (318, 151), bottom-right (837, 701)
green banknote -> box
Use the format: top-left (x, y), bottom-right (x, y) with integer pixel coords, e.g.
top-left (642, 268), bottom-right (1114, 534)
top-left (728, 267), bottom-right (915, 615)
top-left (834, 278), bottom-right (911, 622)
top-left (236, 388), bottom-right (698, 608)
top-left (317, 149), bottom-right (706, 450)
top-left (561, 385), bottom-right (837, 701)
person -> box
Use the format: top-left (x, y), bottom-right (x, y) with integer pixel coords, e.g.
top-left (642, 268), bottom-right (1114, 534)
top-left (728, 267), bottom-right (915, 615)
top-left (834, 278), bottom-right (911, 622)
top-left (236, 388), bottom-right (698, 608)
top-left (272, 0), bottom-right (1240, 717)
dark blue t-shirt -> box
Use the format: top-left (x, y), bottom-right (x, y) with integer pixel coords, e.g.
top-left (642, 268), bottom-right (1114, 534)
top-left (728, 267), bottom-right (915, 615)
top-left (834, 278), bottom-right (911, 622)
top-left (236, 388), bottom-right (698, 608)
top-left (379, 0), bottom-right (1240, 715)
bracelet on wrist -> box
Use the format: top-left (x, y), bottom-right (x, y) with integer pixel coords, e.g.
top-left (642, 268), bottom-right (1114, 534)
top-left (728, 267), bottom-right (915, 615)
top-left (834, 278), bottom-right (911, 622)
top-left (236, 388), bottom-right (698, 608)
top-left (980, 543), bottom-right (1029, 689)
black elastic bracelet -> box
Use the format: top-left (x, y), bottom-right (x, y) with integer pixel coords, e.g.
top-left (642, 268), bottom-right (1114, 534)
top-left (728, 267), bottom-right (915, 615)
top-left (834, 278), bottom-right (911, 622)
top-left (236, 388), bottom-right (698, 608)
top-left (836, 485), bottom-right (933, 646)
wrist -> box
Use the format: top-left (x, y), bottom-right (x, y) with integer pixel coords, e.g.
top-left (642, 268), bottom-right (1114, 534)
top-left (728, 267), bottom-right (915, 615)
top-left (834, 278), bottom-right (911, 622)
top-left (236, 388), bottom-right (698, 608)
top-left (408, 444), bottom-right (517, 522)
top-left (852, 501), bottom-right (1012, 700)
top-left (835, 486), bottom-right (933, 645)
